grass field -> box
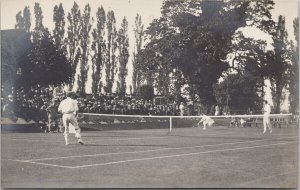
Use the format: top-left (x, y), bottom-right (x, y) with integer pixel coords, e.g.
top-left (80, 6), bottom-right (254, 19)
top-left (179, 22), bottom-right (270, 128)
top-left (1, 123), bottom-right (299, 188)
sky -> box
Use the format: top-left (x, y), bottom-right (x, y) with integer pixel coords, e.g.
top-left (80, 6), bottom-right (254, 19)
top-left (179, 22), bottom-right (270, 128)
top-left (0, 0), bottom-right (299, 96)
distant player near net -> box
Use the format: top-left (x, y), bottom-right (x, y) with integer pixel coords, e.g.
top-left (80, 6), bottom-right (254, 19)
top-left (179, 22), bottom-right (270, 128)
top-left (263, 100), bottom-right (272, 134)
top-left (58, 91), bottom-right (84, 145)
top-left (197, 115), bottom-right (215, 130)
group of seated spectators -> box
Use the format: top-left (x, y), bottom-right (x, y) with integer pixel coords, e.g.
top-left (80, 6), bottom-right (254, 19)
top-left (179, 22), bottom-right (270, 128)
top-left (3, 84), bottom-right (256, 124)
top-left (2, 85), bottom-right (297, 131)
top-left (2, 85), bottom-right (199, 123)
top-left (12, 85), bottom-right (54, 123)
top-left (77, 96), bottom-right (180, 116)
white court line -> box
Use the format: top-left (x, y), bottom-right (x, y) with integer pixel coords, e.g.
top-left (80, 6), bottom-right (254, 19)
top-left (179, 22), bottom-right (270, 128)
top-left (70, 141), bottom-right (297, 169)
top-left (6, 159), bottom-right (74, 169)
top-left (1, 131), bottom-right (248, 143)
top-left (239, 170), bottom-right (298, 186)
top-left (4, 131), bottom-right (295, 144)
top-left (22, 136), bottom-right (298, 162)
top-left (86, 131), bottom-right (245, 143)
top-left (4, 136), bottom-right (168, 143)
top-left (6, 140), bottom-right (297, 169)
top-left (1, 133), bottom-right (224, 142)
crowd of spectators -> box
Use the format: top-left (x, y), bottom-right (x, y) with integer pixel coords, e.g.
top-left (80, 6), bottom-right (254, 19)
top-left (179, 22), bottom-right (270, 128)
top-left (2, 85), bottom-right (194, 123)
top-left (2, 84), bottom-right (239, 124)
top-left (77, 95), bottom-right (180, 116)
top-left (13, 85), bottom-right (53, 123)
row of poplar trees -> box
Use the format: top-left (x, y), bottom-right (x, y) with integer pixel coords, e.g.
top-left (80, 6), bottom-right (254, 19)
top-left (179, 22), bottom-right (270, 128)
top-left (15, 2), bottom-right (144, 97)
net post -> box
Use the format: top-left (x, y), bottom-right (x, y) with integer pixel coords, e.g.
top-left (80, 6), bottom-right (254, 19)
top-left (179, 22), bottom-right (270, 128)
top-left (169, 116), bottom-right (172, 133)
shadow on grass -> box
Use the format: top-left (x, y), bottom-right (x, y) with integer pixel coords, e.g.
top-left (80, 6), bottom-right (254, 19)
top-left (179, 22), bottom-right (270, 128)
top-left (83, 135), bottom-right (136, 138)
top-left (83, 143), bottom-right (168, 147)
top-left (172, 134), bottom-right (261, 140)
top-left (83, 134), bottom-right (169, 138)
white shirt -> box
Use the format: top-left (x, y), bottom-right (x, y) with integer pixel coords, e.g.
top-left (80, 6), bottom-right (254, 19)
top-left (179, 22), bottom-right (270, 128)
top-left (58, 97), bottom-right (78, 114)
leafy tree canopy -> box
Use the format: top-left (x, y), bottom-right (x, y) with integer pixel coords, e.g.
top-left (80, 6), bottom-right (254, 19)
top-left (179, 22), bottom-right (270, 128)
top-left (17, 36), bottom-right (71, 89)
top-left (213, 73), bottom-right (262, 114)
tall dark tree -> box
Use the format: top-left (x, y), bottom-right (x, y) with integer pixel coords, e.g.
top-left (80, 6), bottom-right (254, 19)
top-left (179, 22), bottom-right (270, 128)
top-left (18, 3), bottom-right (71, 88)
top-left (91, 6), bottom-right (106, 96)
top-left (23, 6), bottom-right (31, 32)
top-left (139, 0), bottom-right (275, 107)
top-left (53, 3), bottom-right (65, 51)
top-left (105, 10), bottom-right (117, 93)
top-left (240, 0), bottom-right (275, 33)
top-left (66, 2), bottom-right (82, 90)
top-left (142, 1), bottom-right (233, 104)
top-left (116, 81), bottom-right (121, 95)
top-left (29, 2), bottom-right (54, 87)
top-left (32, 2), bottom-right (50, 43)
top-left (117, 17), bottom-right (129, 97)
top-left (213, 73), bottom-right (262, 114)
top-left (224, 0), bottom-right (276, 110)
top-left (229, 32), bottom-right (270, 102)
top-left (77, 4), bottom-right (92, 94)
top-left (136, 42), bottom-right (158, 85)
top-left (23, 38), bottom-right (71, 88)
top-left (136, 84), bottom-right (154, 101)
top-left (289, 17), bottom-right (299, 114)
top-left (1, 30), bottom-right (31, 97)
top-left (267, 15), bottom-right (291, 113)
top-left (140, 16), bottom-right (181, 98)
top-left (15, 11), bottom-right (25, 30)
top-left (15, 6), bottom-right (31, 32)
top-left (132, 14), bottom-right (144, 95)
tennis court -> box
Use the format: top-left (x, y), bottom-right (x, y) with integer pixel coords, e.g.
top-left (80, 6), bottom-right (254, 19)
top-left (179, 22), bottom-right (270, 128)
top-left (1, 120), bottom-right (299, 188)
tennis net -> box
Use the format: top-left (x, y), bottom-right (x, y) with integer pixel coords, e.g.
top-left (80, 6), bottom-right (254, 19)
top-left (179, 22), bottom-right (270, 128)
top-left (77, 113), bottom-right (294, 133)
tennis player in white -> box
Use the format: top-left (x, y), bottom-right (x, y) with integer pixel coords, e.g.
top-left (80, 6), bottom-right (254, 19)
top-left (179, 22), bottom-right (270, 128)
top-left (263, 100), bottom-right (272, 134)
top-left (198, 115), bottom-right (215, 130)
top-left (58, 91), bottom-right (84, 145)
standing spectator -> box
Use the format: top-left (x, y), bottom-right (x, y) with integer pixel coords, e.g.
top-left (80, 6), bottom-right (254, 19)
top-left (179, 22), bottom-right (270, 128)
top-left (222, 105), bottom-right (230, 115)
top-left (263, 100), bottom-right (272, 134)
top-left (3, 94), bottom-right (18, 123)
top-left (215, 104), bottom-right (220, 116)
top-left (26, 86), bottom-right (35, 99)
top-left (53, 85), bottom-right (65, 100)
top-left (40, 103), bottom-right (49, 126)
top-left (179, 102), bottom-right (185, 116)
top-left (210, 105), bottom-right (215, 115)
top-left (85, 103), bottom-right (92, 113)
top-left (46, 98), bottom-right (61, 133)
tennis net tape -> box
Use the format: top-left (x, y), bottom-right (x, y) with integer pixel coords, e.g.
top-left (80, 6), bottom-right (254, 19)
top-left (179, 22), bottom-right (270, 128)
top-left (77, 113), bottom-right (295, 132)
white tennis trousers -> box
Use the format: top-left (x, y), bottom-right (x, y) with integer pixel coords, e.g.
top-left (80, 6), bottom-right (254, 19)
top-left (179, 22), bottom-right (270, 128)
top-left (62, 113), bottom-right (82, 143)
top-left (263, 114), bottom-right (272, 132)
